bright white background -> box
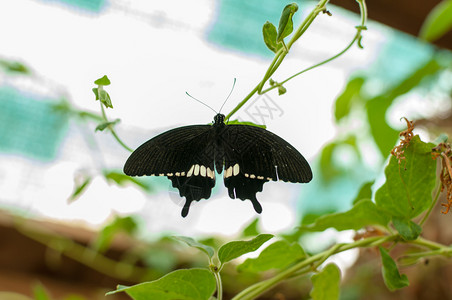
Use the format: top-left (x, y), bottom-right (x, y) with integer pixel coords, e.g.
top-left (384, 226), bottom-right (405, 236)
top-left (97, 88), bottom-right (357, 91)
top-left (0, 0), bottom-right (386, 239)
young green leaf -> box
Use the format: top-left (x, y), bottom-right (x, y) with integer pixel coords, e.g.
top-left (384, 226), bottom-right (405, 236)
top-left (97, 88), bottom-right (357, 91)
top-left (277, 84), bottom-right (287, 95)
top-left (218, 234), bottom-right (273, 265)
top-left (226, 119), bottom-right (266, 129)
top-left (310, 263), bottom-right (341, 300)
top-left (103, 170), bottom-right (153, 192)
top-left (241, 218), bottom-right (260, 237)
top-left (375, 135), bottom-right (436, 219)
top-left (303, 199), bottom-right (390, 232)
top-left (173, 236), bottom-right (215, 259)
top-left (277, 3), bottom-right (298, 42)
top-left (391, 217), bottom-right (422, 241)
top-left (237, 240), bottom-right (305, 273)
top-left (92, 87), bottom-right (100, 100)
top-left (92, 87), bottom-right (113, 108)
top-left (100, 90), bottom-right (113, 108)
top-left (95, 119), bottom-right (120, 132)
top-left (106, 268), bottom-right (216, 300)
top-left (334, 76), bottom-right (365, 122)
top-left (94, 75), bottom-right (111, 86)
top-left (419, 0), bottom-right (452, 42)
top-left (68, 175), bottom-right (92, 202)
top-left (262, 21), bottom-right (280, 53)
top-left (379, 247), bottom-right (409, 291)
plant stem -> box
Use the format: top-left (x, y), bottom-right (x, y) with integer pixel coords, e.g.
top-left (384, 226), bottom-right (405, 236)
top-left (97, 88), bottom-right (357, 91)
top-left (232, 234), bottom-right (397, 300)
top-left (99, 102), bottom-right (134, 152)
top-left (412, 236), bottom-right (447, 250)
top-left (213, 269), bottom-right (223, 300)
top-left (225, 0), bottom-right (333, 120)
top-left (261, 0), bottom-right (367, 94)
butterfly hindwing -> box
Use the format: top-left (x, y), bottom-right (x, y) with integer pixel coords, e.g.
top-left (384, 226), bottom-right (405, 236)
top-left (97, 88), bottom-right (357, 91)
top-left (123, 125), bottom-right (216, 217)
top-left (221, 123), bottom-right (312, 213)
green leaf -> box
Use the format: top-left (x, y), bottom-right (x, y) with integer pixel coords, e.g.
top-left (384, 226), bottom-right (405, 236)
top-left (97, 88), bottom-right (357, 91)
top-left (92, 87), bottom-right (113, 108)
top-left (100, 90), bottom-right (113, 108)
top-left (276, 3), bottom-right (298, 42)
top-left (0, 59), bottom-right (30, 74)
top-left (237, 240), bottom-right (305, 273)
top-left (226, 119), bottom-right (266, 129)
top-left (319, 136), bottom-right (360, 182)
top-left (366, 95), bottom-right (399, 157)
top-left (173, 236), bottom-right (215, 259)
top-left (95, 119), bottom-right (120, 132)
top-left (104, 170), bottom-right (153, 192)
top-left (218, 234), bottom-right (273, 265)
top-left (93, 216), bottom-right (138, 253)
top-left (262, 21), bottom-right (281, 53)
top-left (379, 247), bottom-right (409, 291)
top-left (420, 0), bottom-right (452, 42)
top-left (303, 199), bottom-right (390, 231)
top-left (366, 59), bottom-right (442, 157)
top-left (310, 263), bottom-right (341, 300)
top-left (68, 175), bottom-right (92, 202)
top-left (334, 76), bottom-right (365, 122)
top-left (241, 218), bottom-right (260, 237)
top-left (277, 85), bottom-right (287, 95)
top-left (352, 180), bottom-right (374, 205)
top-left (94, 75), bottom-right (111, 86)
top-left (392, 217), bottom-right (422, 241)
top-left (106, 268), bottom-right (216, 300)
top-left (375, 135), bottom-right (436, 219)
top-left (92, 87), bottom-right (100, 100)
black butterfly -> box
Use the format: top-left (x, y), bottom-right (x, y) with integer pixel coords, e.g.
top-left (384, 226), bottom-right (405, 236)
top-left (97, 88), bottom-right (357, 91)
top-left (123, 114), bottom-right (312, 217)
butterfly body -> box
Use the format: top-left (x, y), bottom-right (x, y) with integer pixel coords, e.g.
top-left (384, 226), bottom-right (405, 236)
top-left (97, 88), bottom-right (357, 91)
top-left (124, 114), bottom-right (312, 217)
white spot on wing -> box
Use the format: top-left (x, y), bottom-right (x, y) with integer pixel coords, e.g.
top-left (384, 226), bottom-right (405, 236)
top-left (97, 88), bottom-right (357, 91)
top-left (207, 167), bottom-right (215, 179)
top-left (233, 163), bottom-right (240, 176)
top-left (200, 165), bottom-right (206, 177)
top-left (187, 165), bottom-right (194, 177)
top-left (224, 166), bottom-right (233, 178)
top-left (194, 164), bottom-right (200, 176)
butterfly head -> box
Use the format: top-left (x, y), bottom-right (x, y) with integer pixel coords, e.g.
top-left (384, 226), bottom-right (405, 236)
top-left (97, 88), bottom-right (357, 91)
top-left (213, 113), bottom-right (226, 126)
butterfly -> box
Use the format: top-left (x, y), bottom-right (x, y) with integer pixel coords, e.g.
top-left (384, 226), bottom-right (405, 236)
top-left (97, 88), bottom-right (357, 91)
top-left (123, 113), bottom-right (312, 217)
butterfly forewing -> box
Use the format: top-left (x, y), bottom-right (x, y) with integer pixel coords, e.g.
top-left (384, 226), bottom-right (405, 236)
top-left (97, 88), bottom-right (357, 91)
top-left (124, 125), bottom-right (212, 176)
top-left (223, 124), bottom-right (312, 182)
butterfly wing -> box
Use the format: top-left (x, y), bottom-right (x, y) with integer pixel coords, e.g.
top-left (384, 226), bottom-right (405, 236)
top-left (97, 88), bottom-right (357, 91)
top-left (123, 125), bottom-right (216, 217)
top-left (221, 124), bottom-right (312, 212)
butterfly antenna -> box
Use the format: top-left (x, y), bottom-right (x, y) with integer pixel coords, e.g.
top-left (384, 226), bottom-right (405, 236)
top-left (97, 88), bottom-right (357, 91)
top-left (219, 78), bottom-right (236, 113)
top-left (185, 91), bottom-right (217, 114)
